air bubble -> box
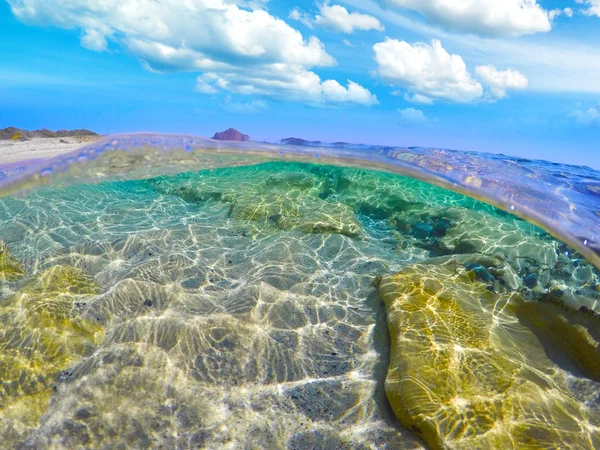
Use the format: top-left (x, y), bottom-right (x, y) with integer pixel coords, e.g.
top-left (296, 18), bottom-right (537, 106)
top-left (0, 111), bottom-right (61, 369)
top-left (510, 205), bottom-right (515, 211)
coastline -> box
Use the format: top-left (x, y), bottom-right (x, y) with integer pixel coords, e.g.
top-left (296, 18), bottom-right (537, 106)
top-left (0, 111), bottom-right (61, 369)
top-left (0, 135), bottom-right (103, 165)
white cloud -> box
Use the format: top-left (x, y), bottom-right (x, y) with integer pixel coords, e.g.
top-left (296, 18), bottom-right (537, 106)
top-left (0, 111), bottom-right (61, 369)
top-left (7, 0), bottom-right (377, 106)
top-left (342, 39), bottom-right (355, 47)
top-left (314, 3), bottom-right (383, 33)
top-left (288, 8), bottom-right (313, 28)
top-left (223, 97), bottom-right (268, 114)
top-left (549, 7), bottom-right (574, 20)
top-left (398, 107), bottom-right (428, 123)
top-left (290, 4), bottom-right (383, 33)
top-left (404, 92), bottom-right (434, 105)
top-left (195, 77), bottom-right (219, 94)
top-left (373, 38), bottom-right (483, 103)
top-left (562, 7), bottom-right (574, 18)
top-left (380, 0), bottom-right (555, 36)
top-left (288, 8), bottom-right (302, 21)
top-left (576, 0), bottom-right (600, 17)
top-left (80, 28), bottom-right (107, 51)
top-left (475, 65), bottom-right (528, 100)
top-left (341, 0), bottom-right (600, 95)
top-left (571, 103), bottom-right (600, 126)
top-left (196, 70), bottom-right (378, 106)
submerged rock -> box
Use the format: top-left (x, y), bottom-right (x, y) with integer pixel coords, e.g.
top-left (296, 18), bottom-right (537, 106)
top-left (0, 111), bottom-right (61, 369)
top-left (0, 265), bottom-right (104, 442)
top-left (230, 193), bottom-right (361, 237)
top-left (0, 241), bottom-right (25, 280)
top-left (407, 207), bottom-right (558, 269)
top-left (377, 264), bottom-right (600, 450)
top-left (419, 253), bottom-right (521, 291)
top-left (151, 165), bottom-right (361, 236)
top-left (511, 299), bottom-right (600, 383)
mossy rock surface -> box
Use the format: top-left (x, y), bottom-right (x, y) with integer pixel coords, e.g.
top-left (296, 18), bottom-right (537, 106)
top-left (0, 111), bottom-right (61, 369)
top-left (0, 265), bottom-right (104, 442)
top-left (230, 192), bottom-right (361, 237)
top-left (378, 264), bottom-right (600, 450)
top-left (151, 165), bottom-right (362, 236)
top-left (0, 240), bottom-right (25, 280)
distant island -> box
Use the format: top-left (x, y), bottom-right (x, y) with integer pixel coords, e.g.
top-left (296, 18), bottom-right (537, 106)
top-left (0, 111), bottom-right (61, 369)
top-left (212, 128), bottom-right (249, 141)
top-left (280, 137), bottom-right (350, 147)
top-left (0, 127), bottom-right (98, 140)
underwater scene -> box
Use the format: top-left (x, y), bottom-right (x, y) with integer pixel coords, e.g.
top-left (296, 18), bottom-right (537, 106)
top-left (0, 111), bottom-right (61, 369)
top-left (0, 135), bottom-right (599, 449)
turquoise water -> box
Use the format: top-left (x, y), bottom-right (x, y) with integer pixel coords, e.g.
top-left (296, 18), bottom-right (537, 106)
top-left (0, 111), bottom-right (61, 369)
top-left (0, 136), bottom-right (599, 449)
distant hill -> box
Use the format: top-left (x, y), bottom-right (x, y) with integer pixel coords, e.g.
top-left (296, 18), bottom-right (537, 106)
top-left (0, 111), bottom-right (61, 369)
top-left (281, 137), bottom-right (350, 147)
top-left (212, 128), bottom-right (249, 141)
top-left (0, 127), bottom-right (98, 140)
top-left (280, 137), bottom-right (322, 146)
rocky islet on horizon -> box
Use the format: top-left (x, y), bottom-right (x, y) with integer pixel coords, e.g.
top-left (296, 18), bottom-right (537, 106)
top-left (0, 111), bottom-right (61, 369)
top-left (211, 128), bottom-right (250, 141)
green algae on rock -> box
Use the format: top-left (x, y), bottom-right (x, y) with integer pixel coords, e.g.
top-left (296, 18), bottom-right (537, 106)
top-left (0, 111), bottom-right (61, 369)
top-left (0, 240), bottom-right (25, 280)
top-left (0, 265), bottom-right (104, 442)
top-left (377, 264), bottom-right (600, 450)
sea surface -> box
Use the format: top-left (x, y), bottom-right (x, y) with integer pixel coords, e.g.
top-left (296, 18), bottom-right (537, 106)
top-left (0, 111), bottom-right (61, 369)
top-left (0, 134), bottom-right (599, 449)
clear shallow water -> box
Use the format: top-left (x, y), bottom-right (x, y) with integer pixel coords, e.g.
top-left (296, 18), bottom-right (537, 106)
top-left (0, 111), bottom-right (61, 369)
top-left (0, 135), bottom-right (599, 449)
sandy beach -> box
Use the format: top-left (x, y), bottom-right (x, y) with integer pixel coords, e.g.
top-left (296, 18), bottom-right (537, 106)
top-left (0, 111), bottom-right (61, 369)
top-left (0, 135), bottom-right (103, 165)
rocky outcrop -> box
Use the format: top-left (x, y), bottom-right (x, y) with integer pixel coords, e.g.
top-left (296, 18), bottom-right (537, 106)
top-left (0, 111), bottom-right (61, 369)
top-left (377, 263), bottom-right (600, 450)
top-left (211, 128), bottom-right (249, 141)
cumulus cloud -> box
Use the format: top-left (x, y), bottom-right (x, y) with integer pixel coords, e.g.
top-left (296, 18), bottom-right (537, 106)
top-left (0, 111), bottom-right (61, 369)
top-left (197, 70), bottom-right (377, 106)
top-left (475, 65), bottom-right (528, 100)
top-left (380, 0), bottom-right (555, 36)
top-left (7, 0), bottom-right (377, 106)
top-left (373, 38), bottom-right (483, 103)
top-left (576, 0), bottom-right (600, 17)
top-left (398, 107), bottom-right (428, 124)
top-left (373, 39), bottom-right (528, 103)
top-left (571, 103), bottom-right (600, 126)
top-left (290, 3), bottom-right (383, 33)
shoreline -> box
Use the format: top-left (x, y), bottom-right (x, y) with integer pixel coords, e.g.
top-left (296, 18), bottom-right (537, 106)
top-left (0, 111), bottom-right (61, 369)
top-left (0, 136), bottom-right (103, 165)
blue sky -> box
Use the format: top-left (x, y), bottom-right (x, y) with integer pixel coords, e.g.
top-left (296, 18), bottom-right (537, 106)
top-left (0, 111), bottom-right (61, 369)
top-left (2, 0), bottom-right (600, 168)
